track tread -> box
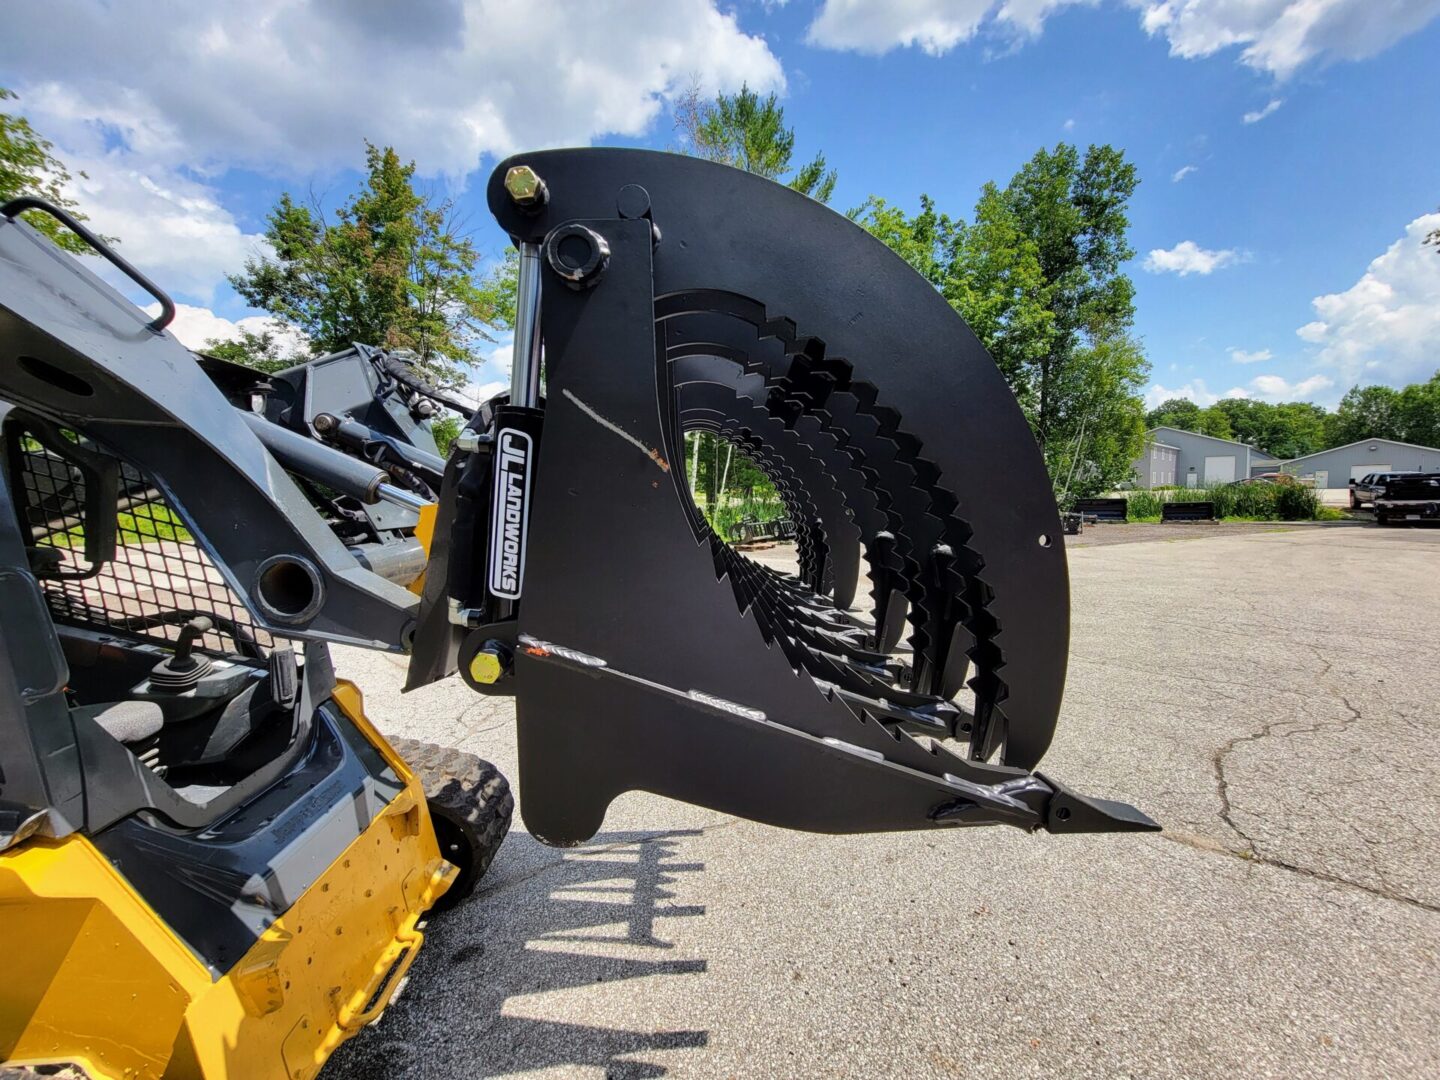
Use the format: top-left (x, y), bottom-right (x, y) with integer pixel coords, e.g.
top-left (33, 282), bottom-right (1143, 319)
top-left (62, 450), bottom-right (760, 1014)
top-left (390, 737), bottom-right (513, 909)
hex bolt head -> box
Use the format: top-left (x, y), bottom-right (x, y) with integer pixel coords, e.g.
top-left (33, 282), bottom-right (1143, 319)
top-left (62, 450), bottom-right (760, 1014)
top-left (467, 640), bottom-right (513, 686)
top-left (504, 165), bottom-right (548, 210)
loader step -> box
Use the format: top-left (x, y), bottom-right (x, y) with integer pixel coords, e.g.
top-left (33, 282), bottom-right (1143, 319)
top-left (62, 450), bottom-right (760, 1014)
top-left (390, 737), bottom-right (513, 910)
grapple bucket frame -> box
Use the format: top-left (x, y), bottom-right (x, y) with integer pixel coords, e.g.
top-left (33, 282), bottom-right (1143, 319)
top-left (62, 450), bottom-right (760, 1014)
top-left (451, 149), bottom-right (1154, 845)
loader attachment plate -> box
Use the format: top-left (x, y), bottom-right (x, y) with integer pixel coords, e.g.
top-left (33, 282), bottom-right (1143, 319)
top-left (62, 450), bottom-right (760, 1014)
top-left (480, 149), bottom-right (1155, 845)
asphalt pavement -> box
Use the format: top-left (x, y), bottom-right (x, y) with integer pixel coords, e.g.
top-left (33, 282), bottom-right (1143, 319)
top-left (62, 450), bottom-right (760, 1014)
top-left (327, 522), bottom-right (1440, 1080)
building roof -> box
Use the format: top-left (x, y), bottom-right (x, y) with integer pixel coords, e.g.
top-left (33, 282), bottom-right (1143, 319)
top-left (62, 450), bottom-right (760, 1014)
top-left (1279, 436), bottom-right (1440, 466)
top-left (1148, 426), bottom-right (1267, 454)
top-left (1148, 441), bottom-right (1180, 451)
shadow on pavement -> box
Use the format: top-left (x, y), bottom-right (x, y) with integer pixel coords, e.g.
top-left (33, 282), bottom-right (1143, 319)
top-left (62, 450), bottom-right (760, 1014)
top-left (330, 829), bottom-right (709, 1079)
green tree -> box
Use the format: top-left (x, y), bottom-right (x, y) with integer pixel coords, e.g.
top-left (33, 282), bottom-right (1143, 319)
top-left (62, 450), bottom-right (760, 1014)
top-left (674, 84), bottom-right (837, 202)
top-left (430, 413), bottom-right (463, 456)
top-left (1145, 397), bottom-right (1201, 431)
top-left (1205, 398), bottom-right (1328, 458)
top-left (1209, 399), bottom-right (1267, 449)
top-left (1264, 401), bottom-right (1329, 458)
top-left (1196, 407), bottom-right (1234, 439)
top-left (847, 194), bottom-right (957, 286)
top-left (1144, 398), bottom-right (1232, 439)
top-left (1047, 334), bottom-right (1149, 496)
top-left (0, 87), bottom-right (108, 255)
top-left (853, 143), bottom-right (1148, 494)
top-left (1329, 383), bottom-right (1401, 445)
top-left (201, 327), bottom-right (303, 374)
top-left (944, 180), bottom-right (1057, 395)
top-left (992, 143), bottom-right (1139, 439)
top-left (229, 143), bottom-right (513, 390)
top-left (1395, 372), bottom-right (1440, 447)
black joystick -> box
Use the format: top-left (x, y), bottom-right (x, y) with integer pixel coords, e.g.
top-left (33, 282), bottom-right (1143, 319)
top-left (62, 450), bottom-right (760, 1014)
top-left (148, 617), bottom-right (216, 691)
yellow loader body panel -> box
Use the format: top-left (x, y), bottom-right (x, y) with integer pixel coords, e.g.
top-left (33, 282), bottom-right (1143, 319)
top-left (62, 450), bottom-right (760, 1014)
top-left (0, 684), bottom-right (455, 1080)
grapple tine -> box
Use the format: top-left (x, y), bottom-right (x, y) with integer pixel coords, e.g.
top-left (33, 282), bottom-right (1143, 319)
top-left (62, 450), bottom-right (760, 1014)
top-left (673, 360), bottom-right (860, 603)
top-left (473, 148), bottom-right (1153, 844)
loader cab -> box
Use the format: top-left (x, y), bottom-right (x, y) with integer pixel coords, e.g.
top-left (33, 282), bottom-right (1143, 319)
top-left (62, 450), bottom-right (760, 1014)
top-left (0, 409), bottom-right (360, 846)
top-left (0, 403), bottom-right (452, 1079)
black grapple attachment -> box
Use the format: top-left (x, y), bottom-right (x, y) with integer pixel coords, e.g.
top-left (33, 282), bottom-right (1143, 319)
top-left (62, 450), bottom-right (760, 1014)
top-left (425, 149), bottom-right (1156, 845)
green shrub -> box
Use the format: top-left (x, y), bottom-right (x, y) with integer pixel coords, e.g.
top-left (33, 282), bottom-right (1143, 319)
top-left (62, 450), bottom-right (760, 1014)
top-left (1119, 481), bottom-right (1321, 522)
top-left (1272, 482), bottom-right (1320, 520)
top-left (1125, 489), bottom-right (1164, 521)
top-left (702, 496), bottom-right (787, 539)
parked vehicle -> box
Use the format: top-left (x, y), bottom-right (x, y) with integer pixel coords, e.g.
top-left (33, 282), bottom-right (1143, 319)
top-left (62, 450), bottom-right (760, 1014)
top-left (1352, 472), bottom-right (1430, 509)
top-left (1373, 474), bottom-right (1440, 526)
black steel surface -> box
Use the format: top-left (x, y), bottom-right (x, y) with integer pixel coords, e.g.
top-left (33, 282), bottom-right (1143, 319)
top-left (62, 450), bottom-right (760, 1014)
top-left (473, 158), bottom-right (1152, 844)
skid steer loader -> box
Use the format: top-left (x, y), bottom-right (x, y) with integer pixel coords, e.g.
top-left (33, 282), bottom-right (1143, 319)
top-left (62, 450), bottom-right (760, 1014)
top-left (0, 148), bottom-right (1155, 1080)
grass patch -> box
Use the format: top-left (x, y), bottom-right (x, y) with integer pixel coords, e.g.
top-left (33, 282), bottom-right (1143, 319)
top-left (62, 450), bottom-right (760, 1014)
top-left (698, 497), bottom-right (788, 539)
top-left (50, 503), bottom-right (192, 548)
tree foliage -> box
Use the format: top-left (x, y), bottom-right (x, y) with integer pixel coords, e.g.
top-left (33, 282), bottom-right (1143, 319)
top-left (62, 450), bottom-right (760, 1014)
top-left (228, 143), bottom-right (514, 390)
top-left (201, 328), bottom-right (304, 374)
top-left (1145, 374), bottom-right (1440, 461)
top-left (1147, 396), bottom-right (1328, 459)
top-left (846, 194), bottom-right (955, 286)
top-left (1145, 398), bottom-right (1234, 439)
top-left (0, 87), bottom-right (109, 254)
top-left (674, 83), bottom-right (837, 203)
top-left (1328, 372), bottom-right (1440, 448)
top-left (672, 84), bottom-right (837, 512)
top-left (1211, 399), bottom-right (1329, 459)
top-left (852, 143), bottom-right (1148, 496)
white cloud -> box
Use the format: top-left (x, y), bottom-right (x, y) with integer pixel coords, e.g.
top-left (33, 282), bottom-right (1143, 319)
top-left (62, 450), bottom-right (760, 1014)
top-left (0, 0), bottom-right (784, 179)
top-left (1063, 117), bottom-right (1076, 131)
top-left (1229, 348), bottom-right (1272, 364)
top-left (1248, 372), bottom-right (1333, 401)
top-left (141, 302), bottom-right (309, 355)
top-left (1127, 0), bottom-right (1440, 79)
top-left (1171, 164), bottom-right (1197, 182)
top-left (1144, 379), bottom-right (1247, 409)
top-left (1296, 212), bottom-right (1440, 387)
top-left (58, 151), bottom-right (268, 305)
top-left (1242, 98), bottom-right (1284, 124)
top-left (1143, 240), bottom-right (1245, 276)
top-left (804, 0), bottom-right (1440, 71)
top-left (454, 334), bottom-right (515, 409)
top-left (805, 0), bottom-right (1094, 55)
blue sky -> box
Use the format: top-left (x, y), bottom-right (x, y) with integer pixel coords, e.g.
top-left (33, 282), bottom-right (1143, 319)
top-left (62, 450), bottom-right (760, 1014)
top-left (3, 0), bottom-right (1438, 409)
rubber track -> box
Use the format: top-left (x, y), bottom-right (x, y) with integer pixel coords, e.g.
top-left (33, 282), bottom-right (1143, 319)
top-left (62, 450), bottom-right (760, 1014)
top-left (390, 737), bottom-right (513, 906)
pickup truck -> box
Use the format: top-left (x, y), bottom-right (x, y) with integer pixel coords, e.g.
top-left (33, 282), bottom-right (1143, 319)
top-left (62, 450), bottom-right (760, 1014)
top-left (1351, 471), bottom-right (1421, 509)
top-left (1372, 473), bottom-right (1440, 525)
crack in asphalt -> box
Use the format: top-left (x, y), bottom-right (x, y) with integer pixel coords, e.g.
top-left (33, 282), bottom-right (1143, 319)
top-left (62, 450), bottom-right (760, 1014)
top-left (1161, 831), bottom-right (1440, 915)
top-left (1203, 652), bottom-right (1440, 915)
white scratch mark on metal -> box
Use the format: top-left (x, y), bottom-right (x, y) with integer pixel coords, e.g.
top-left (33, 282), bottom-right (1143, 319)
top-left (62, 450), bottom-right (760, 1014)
top-left (561, 388), bottom-right (670, 472)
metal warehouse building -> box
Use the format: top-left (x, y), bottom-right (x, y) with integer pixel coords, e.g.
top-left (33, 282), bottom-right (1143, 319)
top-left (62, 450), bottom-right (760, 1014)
top-left (1278, 438), bottom-right (1440, 488)
top-left (1133, 426), bottom-right (1272, 488)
